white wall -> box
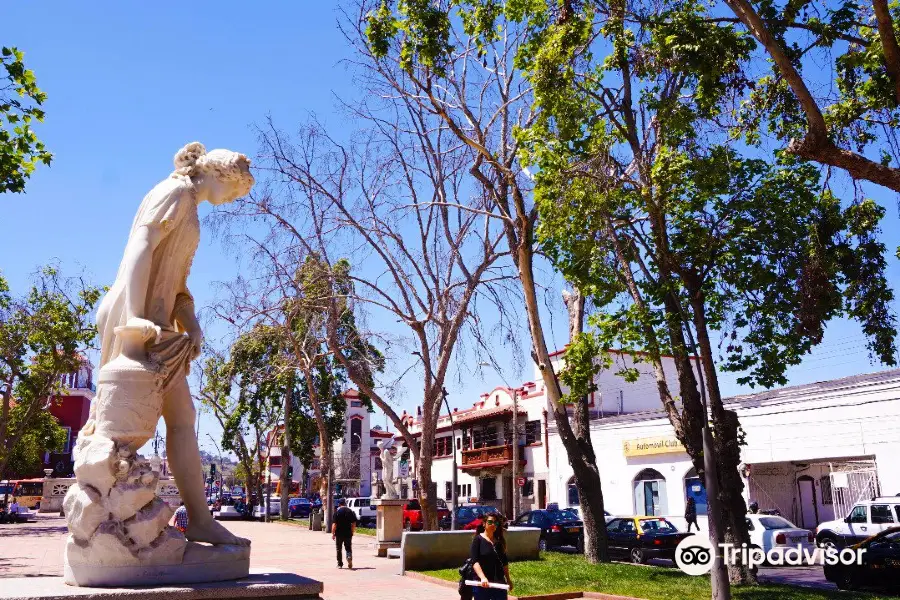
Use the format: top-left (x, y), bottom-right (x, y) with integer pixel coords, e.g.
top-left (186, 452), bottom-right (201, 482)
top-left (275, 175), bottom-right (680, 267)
top-left (547, 370), bottom-right (900, 528)
top-left (536, 351), bottom-right (700, 415)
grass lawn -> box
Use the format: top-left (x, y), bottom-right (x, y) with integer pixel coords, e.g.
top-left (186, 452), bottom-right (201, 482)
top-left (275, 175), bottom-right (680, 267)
top-left (420, 552), bottom-right (892, 600)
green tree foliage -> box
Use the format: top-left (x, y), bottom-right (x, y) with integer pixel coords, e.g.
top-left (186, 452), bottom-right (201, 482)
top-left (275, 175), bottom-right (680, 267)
top-left (1, 47), bottom-right (51, 193)
top-left (0, 266), bottom-right (102, 480)
top-left (723, 0), bottom-right (900, 192)
top-left (365, 0), bottom-right (898, 583)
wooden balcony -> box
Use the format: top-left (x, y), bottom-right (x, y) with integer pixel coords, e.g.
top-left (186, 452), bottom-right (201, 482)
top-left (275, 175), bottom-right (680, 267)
top-left (461, 444), bottom-right (526, 470)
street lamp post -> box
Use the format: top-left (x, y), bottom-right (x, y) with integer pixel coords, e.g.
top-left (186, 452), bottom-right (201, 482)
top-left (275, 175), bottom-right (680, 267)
top-left (442, 387), bottom-right (458, 530)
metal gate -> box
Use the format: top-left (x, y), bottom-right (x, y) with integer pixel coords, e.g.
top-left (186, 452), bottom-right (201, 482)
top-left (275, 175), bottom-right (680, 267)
top-left (829, 461), bottom-right (880, 521)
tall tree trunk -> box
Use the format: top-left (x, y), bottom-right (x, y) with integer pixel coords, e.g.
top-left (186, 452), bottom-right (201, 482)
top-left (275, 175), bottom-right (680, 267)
top-left (564, 288), bottom-right (608, 560)
top-left (517, 240), bottom-right (608, 562)
top-left (689, 291), bottom-right (755, 585)
top-left (417, 400), bottom-right (438, 531)
top-left (280, 388), bottom-right (292, 521)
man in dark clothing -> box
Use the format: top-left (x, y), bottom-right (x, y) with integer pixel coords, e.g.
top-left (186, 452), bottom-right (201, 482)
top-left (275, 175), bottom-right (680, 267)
top-left (331, 498), bottom-right (358, 569)
top-left (684, 496), bottom-right (698, 532)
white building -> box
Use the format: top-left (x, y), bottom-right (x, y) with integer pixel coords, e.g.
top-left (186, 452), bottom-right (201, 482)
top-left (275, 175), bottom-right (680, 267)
top-left (267, 390), bottom-right (379, 498)
top-left (399, 382), bottom-right (549, 516)
top-left (547, 368), bottom-right (900, 532)
top-left (400, 349), bottom-right (688, 517)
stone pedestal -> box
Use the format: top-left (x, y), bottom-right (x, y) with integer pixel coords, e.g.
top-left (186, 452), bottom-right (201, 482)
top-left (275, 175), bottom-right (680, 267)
top-left (372, 498), bottom-right (404, 557)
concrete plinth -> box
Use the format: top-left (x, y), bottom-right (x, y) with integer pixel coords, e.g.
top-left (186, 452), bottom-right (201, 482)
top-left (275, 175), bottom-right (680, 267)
top-left (0, 568), bottom-right (323, 600)
top-left (372, 498), bottom-right (403, 557)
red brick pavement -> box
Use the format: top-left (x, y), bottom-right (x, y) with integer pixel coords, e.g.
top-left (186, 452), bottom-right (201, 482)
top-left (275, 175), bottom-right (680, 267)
top-left (0, 514), bottom-right (459, 600)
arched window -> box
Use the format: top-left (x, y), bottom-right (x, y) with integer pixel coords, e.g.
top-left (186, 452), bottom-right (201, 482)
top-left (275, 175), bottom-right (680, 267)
top-left (684, 467), bottom-right (708, 516)
top-left (633, 468), bottom-right (668, 516)
top-left (567, 477), bottom-right (579, 506)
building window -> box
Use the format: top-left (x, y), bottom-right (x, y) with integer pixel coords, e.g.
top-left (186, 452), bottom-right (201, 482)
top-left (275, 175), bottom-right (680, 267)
top-left (456, 437), bottom-right (461, 450)
top-left (525, 420), bottom-right (541, 445)
top-left (481, 478), bottom-right (497, 500)
top-left (433, 436), bottom-right (452, 458)
top-left (522, 478), bottom-right (534, 498)
top-left (350, 400), bottom-right (362, 407)
top-left (684, 468), bottom-right (708, 516)
top-left (567, 477), bottom-right (579, 506)
top-left (820, 476), bottom-right (833, 505)
top-left (269, 455), bottom-right (282, 467)
top-left (473, 427), bottom-right (498, 449)
top-left (350, 419), bottom-right (362, 453)
top-left (60, 426), bottom-right (72, 454)
top-left (634, 468), bottom-right (668, 516)
top-left (445, 481), bottom-right (453, 500)
top-left (457, 483), bottom-right (472, 499)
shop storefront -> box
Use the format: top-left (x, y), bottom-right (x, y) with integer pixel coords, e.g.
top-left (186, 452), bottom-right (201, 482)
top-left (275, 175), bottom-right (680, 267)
top-left (549, 369), bottom-right (900, 532)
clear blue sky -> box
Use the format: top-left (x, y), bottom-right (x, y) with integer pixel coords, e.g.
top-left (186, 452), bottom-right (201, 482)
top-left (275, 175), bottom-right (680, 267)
top-left (2, 2), bottom-right (898, 458)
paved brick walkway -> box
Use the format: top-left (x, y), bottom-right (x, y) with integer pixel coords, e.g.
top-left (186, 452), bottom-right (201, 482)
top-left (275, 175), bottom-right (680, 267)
top-left (0, 514), bottom-right (458, 600)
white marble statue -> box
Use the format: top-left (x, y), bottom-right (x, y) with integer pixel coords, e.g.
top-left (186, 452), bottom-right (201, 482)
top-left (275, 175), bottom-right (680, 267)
top-left (63, 143), bottom-right (254, 587)
top-left (377, 439), bottom-right (399, 499)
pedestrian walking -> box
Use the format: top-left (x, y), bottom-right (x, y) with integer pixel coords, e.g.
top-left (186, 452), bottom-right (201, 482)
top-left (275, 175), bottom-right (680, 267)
top-left (331, 497), bottom-right (357, 569)
top-left (470, 512), bottom-right (513, 600)
top-left (684, 496), bottom-right (698, 532)
top-left (174, 502), bottom-right (189, 533)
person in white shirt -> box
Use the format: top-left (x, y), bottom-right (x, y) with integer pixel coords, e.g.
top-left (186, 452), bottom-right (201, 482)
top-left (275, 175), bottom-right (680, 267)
top-left (9, 498), bottom-right (19, 515)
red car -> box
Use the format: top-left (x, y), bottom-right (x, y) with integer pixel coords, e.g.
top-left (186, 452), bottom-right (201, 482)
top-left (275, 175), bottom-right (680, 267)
top-left (403, 499), bottom-right (451, 530)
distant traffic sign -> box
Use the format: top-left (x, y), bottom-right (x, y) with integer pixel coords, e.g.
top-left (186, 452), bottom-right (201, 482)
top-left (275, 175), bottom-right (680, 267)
top-left (517, 477), bottom-right (526, 487)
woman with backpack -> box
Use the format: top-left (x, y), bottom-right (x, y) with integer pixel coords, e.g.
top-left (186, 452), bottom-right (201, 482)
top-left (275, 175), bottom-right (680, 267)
top-left (467, 512), bottom-right (513, 599)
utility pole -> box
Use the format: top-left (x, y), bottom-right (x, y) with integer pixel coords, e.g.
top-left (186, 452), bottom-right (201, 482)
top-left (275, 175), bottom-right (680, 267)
top-left (511, 387), bottom-right (519, 520)
top-left (442, 387), bottom-right (458, 530)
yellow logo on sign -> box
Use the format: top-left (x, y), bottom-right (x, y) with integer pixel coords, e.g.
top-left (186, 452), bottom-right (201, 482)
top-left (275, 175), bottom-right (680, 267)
top-left (623, 436), bottom-right (684, 457)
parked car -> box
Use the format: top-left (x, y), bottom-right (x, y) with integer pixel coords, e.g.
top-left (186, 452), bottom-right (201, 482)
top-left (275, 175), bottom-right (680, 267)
top-left (816, 498), bottom-right (900, 549)
top-left (253, 497), bottom-right (282, 519)
top-left (289, 497), bottom-right (313, 518)
top-left (559, 506), bottom-right (614, 523)
top-left (439, 505), bottom-right (494, 530)
top-left (214, 504), bottom-right (245, 520)
top-left (402, 499), bottom-right (451, 531)
top-left (746, 514), bottom-right (815, 561)
top-left (512, 509), bottom-right (584, 552)
top-left (824, 526), bottom-right (900, 591)
top-left (605, 517), bottom-right (693, 564)
top-left (346, 497), bottom-right (376, 525)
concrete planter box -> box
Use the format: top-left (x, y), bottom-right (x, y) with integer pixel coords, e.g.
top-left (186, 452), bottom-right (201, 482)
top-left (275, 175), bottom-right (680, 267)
top-left (399, 526), bottom-right (541, 573)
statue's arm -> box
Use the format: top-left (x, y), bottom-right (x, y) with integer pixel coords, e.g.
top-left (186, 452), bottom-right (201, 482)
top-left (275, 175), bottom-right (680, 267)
top-left (172, 290), bottom-right (200, 336)
top-left (123, 225), bottom-right (163, 322)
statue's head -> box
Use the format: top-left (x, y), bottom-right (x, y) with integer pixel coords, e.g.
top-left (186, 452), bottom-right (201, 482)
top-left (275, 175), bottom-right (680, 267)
top-left (173, 142), bottom-right (254, 205)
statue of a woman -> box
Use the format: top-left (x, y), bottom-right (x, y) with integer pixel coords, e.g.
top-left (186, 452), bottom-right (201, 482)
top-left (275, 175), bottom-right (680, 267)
top-left (95, 142), bottom-right (253, 547)
top-left (377, 439), bottom-right (398, 499)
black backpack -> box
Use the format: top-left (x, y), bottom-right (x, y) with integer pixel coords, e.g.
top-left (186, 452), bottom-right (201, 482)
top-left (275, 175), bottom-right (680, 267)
top-left (457, 558), bottom-right (475, 600)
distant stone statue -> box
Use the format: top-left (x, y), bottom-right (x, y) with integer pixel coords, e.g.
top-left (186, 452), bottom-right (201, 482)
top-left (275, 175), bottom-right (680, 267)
top-left (377, 439), bottom-right (399, 499)
top-left (63, 143), bottom-right (254, 587)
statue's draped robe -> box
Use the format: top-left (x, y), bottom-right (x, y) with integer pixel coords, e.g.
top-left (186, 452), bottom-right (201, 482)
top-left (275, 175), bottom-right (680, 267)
top-left (97, 174), bottom-right (198, 388)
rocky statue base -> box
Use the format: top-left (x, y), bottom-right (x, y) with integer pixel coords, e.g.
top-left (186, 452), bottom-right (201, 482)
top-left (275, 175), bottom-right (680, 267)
top-left (62, 323), bottom-right (249, 587)
top-left (62, 433), bottom-right (250, 587)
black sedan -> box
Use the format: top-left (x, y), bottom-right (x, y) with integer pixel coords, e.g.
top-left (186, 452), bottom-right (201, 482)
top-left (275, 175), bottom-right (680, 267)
top-left (606, 517), bottom-right (693, 563)
top-left (512, 509), bottom-right (584, 552)
top-left (824, 526), bottom-right (900, 591)
top-left (439, 505), bottom-right (492, 530)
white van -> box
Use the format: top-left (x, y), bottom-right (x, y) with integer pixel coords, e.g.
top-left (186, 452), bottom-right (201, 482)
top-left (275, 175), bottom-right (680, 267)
top-left (346, 497), bottom-right (376, 524)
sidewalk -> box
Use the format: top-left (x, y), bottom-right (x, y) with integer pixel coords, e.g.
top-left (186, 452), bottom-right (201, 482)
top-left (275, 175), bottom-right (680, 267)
top-left (0, 514), bottom-right (458, 600)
